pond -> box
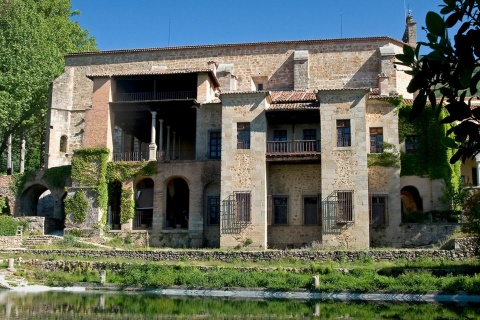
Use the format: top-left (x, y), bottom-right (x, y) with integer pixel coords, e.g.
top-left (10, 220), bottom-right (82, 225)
top-left (0, 290), bottom-right (478, 319)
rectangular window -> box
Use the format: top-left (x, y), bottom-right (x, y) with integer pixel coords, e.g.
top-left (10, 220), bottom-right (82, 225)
top-left (405, 135), bottom-right (419, 153)
top-left (337, 120), bottom-right (351, 147)
top-left (207, 196), bottom-right (220, 225)
top-left (273, 196), bottom-right (288, 225)
top-left (370, 194), bottom-right (387, 225)
top-left (303, 129), bottom-right (316, 141)
top-left (236, 192), bottom-right (251, 222)
top-left (473, 167), bottom-right (478, 186)
top-left (303, 129), bottom-right (318, 152)
top-left (237, 123), bottom-right (251, 149)
top-left (337, 191), bottom-right (353, 223)
top-left (370, 128), bottom-right (383, 153)
top-left (304, 196), bottom-right (319, 225)
top-left (256, 83), bottom-right (264, 91)
top-left (273, 130), bottom-right (287, 141)
top-left (209, 131), bottom-right (221, 159)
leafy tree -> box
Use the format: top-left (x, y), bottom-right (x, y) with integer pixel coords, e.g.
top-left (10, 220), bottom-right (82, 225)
top-left (395, 0), bottom-right (480, 163)
top-left (0, 0), bottom-right (96, 173)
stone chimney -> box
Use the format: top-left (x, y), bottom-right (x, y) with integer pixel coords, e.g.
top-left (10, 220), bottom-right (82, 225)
top-left (216, 63), bottom-right (237, 91)
top-left (402, 11), bottom-right (417, 46)
top-left (294, 50), bottom-right (309, 90)
top-left (207, 61), bottom-right (218, 75)
top-left (377, 72), bottom-right (389, 96)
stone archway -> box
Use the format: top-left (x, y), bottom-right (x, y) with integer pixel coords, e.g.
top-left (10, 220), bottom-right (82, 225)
top-left (166, 178), bottom-right (189, 229)
top-left (20, 184), bottom-right (64, 234)
top-left (401, 186), bottom-right (423, 213)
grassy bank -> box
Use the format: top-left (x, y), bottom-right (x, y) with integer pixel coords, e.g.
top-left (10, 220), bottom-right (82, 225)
top-left (6, 256), bottom-right (480, 294)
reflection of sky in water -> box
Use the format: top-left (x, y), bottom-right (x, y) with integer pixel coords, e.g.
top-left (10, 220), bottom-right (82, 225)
top-left (0, 291), bottom-right (478, 319)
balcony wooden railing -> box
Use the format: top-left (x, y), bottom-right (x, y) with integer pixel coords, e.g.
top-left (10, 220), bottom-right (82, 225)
top-left (113, 151), bottom-right (149, 162)
top-left (113, 91), bottom-right (197, 102)
top-left (266, 140), bottom-right (320, 153)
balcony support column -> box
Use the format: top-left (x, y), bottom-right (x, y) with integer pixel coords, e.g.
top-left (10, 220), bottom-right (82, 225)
top-left (158, 119), bottom-right (164, 160)
top-left (172, 131), bottom-right (176, 160)
top-left (148, 111), bottom-right (157, 161)
top-left (166, 126), bottom-right (171, 160)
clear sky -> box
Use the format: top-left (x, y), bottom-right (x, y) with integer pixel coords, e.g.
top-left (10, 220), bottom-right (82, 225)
top-left (70, 1), bottom-right (443, 51)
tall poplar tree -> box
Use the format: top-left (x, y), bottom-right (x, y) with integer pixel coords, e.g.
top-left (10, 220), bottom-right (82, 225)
top-left (0, 0), bottom-right (96, 172)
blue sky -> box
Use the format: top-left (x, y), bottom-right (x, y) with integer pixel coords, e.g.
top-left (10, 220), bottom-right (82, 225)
top-left (71, 1), bottom-right (443, 51)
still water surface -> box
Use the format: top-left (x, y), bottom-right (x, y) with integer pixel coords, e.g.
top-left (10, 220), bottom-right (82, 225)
top-left (0, 290), bottom-right (479, 319)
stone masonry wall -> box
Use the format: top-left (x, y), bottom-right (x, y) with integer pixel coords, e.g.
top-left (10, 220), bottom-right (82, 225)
top-left (319, 90), bottom-right (369, 248)
top-left (0, 175), bottom-right (14, 214)
top-left (220, 93), bottom-right (268, 248)
top-left (267, 163), bottom-right (322, 248)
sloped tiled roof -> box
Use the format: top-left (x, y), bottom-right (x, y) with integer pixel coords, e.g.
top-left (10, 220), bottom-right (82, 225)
top-left (268, 102), bottom-right (319, 110)
top-left (270, 90), bottom-right (317, 103)
top-left (87, 68), bottom-right (220, 87)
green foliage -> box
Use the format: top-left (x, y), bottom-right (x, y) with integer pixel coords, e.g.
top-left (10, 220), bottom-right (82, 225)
top-left (0, 196), bottom-right (7, 214)
top-left (398, 105), bottom-right (460, 185)
top-left (120, 188), bottom-right (135, 224)
top-left (462, 192), bottom-right (480, 235)
top-left (64, 190), bottom-right (88, 223)
top-left (0, 0), bottom-right (96, 173)
top-left (106, 161), bottom-right (157, 183)
top-left (43, 165), bottom-right (71, 189)
top-left (395, 1), bottom-right (480, 163)
top-left (0, 215), bottom-right (21, 235)
top-left (70, 148), bottom-right (109, 225)
top-left (439, 181), bottom-right (471, 211)
top-left (9, 170), bottom-right (36, 196)
top-left (367, 142), bottom-right (400, 168)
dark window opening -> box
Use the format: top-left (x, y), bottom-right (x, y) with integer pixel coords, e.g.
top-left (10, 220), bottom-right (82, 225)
top-left (273, 130), bottom-right (288, 141)
top-left (209, 131), bottom-right (221, 159)
top-left (337, 191), bottom-right (353, 223)
top-left (207, 196), bottom-right (220, 225)
top-left (472, 167), bottom-right (478, 186)
top-left (273, 196), bottom-right (288, 225)
top-left (237, 123), bottom-right (251, 149)
top-left (304, 196), bottom-right (319, 225)
top-left (60, 135), bottom-right (67, 153)
top-left (370, 128), bottom-right (383, 153)
top-left (405, 135), bottom-right (419, 153)
top-left (303, 129), bottom-right (316, 141)
top-left (236, 192), bottom-right (251, 222)
top-left (256, 83), bottom-right (264, 91)
top-left (337, 120), bottom-right (351, 147)
top-left (370, 194), bottom-right (387, 225)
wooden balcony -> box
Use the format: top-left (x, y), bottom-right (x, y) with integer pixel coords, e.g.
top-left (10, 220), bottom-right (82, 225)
top-left (113, 91), bottom-right (197, 102)
top-left (266, 140), bottom-right (321, 162)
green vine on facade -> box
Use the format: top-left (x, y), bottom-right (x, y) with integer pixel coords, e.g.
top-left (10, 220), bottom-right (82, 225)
top-left (120, 188), bottom-right (135, 224)
top-left (70, 147), bottom-right (109, 214)
top-left (106, 161), bottom-right (157, 183)
top-left (367, 142), bottom-right (400, 168)
top-left (43, 165), bottom-right (71, 189)
top-left (398, 105), bottom-right (460, 188)
top-left (65, 189), bottom-right (88, 223)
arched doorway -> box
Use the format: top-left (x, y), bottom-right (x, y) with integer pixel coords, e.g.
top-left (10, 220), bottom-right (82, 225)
top-left (166, 178), bottom-right (189, 229)
top-left (108, 180), bottom-right (122, 230)
top-left (135, 178), bottom-right (154, 229)
top-left (401, 186), bottom-right (423, 213)
top-left (21, 184), bottom-right (63, 234)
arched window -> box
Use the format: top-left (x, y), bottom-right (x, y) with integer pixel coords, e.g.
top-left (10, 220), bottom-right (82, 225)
top-left (60, 135), bottom-right (68, 153)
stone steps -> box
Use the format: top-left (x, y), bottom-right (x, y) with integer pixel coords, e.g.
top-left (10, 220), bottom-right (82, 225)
top-left (23, 235), bottom-right (62, 247)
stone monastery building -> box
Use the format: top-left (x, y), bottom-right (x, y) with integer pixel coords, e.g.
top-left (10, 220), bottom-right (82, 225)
top-left (14, 14), bottom-right (474, 249)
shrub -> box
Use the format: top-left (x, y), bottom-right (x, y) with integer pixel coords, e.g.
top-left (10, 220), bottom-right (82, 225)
top-left (65, 190), bottom-right (88, 223)
top-left (0, 215), bottom-right (21, 236)
top-left (462, 193), bottom-right (480, 235)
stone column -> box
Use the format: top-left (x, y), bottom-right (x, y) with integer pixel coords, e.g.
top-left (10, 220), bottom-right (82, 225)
top-left (158, 119), bottom-right (164, 154)
top-left (6, 134), bottom-right (12, 175)
top-left (173, 131), bottom-right (176, 160)
top-left (166, 126), bottom-right (171, 160)
top-left (148, 111), bottom-right (157, 161)
top-left (20, 135), bottom-right (25, 173)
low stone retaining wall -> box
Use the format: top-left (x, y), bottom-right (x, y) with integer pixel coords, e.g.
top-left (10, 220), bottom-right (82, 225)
top-left (0, 236), bottom-right (22, 248)
top-left (0, 237), bottom-right (477, 262)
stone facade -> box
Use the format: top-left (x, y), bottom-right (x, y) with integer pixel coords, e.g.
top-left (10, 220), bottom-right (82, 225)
top-left (2, 16), bottom-right (469, 249)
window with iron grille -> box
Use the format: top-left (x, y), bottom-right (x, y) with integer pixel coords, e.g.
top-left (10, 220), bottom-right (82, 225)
top-left (405, 135), bottom-right (419, 153)
top-left (207, 196), bottom-right (220, 225)
top-left (370, 127), bottom-right (383, 153)
top-left (236, 192), bottom-right (251, 222)
top-left (336, 120), bottom-right (351, 147)
top-left (209, 131), bottom-right (221, 159)
top-left (303, 196), bottom-right (319, 225)
top-left (337, 191), bottom-right (353, 223)
top-left (370, 194), bottom-right (387, 225)
top-left (273, 196), bottom-right (288, 225)
top-left (237, 123), bottom-right (251, 149)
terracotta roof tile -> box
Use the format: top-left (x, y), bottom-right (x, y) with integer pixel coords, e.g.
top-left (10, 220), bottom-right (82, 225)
top-left (270, 90), bottom-right (317, 102)
top-left (87, 68), bottom-right (220, 87)
top-left (267, 102), bottom-right (319, 111)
